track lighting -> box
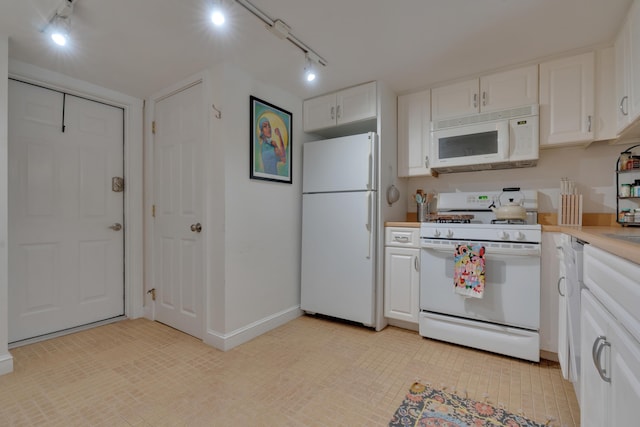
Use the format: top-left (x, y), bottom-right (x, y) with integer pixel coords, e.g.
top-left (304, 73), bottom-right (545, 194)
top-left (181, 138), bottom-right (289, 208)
top-left (304, 54), bottom-right (317, 82)
top-left (232, 0), bottom-right (327, 83)
top-left (43, 0), bottom-right (75, 47)
top-left (50, 15), bottom-right (70, 46)
top-left (210, 0), bottom-right (225, 26)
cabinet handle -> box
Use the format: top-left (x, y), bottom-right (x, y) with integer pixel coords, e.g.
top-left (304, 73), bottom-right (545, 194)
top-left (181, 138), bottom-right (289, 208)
top-left (557, 276), bottom-right (566, 297)
top-left (587, 115), bottom-right (592, 133)
top-left (620, 96), bottom-right (629, 116)
top-left (425, 155), bottom-right (429, 168)
top-left (473, 93), bottom-right (478, 108)
top-left (482, 91), bottom-right (487, 106)
top-left (336, 105), bottom-right (341, 119)
top-left (394, 236), bottom-right (410, 243)
top-left (592, 336), bottom-right (612, 383)
top-left (414, 255), bottom-right (420, 272)
top-left (330, 106), bottom-right (335, 120)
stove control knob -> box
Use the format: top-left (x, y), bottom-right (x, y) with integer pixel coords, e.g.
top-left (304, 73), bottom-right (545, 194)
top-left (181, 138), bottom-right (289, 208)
top-left (515, 231), bottom-right (526, 241)
top-left (498, 231), bottom-right (509, 240)
top-left (446, 229), bottom-right (454, 238)
top-left (433, 229), bottom-right (441, 238)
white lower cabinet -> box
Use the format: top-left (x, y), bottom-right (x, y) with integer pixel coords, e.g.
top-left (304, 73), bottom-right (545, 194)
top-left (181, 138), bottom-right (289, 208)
top-left (581, 245), bottom-right (640, 427)
top-left (384, 227), bottom-right (420, 324)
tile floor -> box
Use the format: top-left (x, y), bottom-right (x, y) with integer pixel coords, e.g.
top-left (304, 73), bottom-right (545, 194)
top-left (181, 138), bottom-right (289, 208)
top-left (0, 316), bottom-right (579, 426)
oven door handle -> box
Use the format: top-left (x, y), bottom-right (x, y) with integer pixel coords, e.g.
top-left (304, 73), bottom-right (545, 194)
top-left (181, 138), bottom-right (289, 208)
top-left (421, 244), bottom-right (540, 257)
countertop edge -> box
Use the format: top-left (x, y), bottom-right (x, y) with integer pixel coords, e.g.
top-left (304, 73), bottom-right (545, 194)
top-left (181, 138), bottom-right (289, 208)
top-left (543, 225), bottom-right (640, 265)
top-left (385, 222), bottom-right (420, 228)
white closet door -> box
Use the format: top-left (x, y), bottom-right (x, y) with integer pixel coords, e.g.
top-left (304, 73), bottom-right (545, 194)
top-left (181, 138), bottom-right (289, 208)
top-left (152, 82), bottom-right (204, 339)
top-left (8, 80), bottom-right (124, 343)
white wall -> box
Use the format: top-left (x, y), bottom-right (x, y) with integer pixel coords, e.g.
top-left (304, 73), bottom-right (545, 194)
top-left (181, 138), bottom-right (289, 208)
top-left (0, 35), bottom-right (13, 375)
top-left (406, 140), bottom-right (636, 214)
top-left (204, 64), bottom-right (305, 349)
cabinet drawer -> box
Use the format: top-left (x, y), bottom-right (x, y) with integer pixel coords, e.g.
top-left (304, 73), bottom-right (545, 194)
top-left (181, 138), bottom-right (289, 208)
top-left (385, 227), bottom-right (420, 247)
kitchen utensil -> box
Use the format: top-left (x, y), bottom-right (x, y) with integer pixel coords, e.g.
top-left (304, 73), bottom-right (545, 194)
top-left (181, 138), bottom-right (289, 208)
top-left (491, 187), bottom-right (527, 220)
top-left (386, 184), bottom-right (400, 206)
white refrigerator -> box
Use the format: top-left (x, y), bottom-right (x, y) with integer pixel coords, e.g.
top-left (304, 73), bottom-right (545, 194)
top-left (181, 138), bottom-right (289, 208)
top-left (301, 132), bottom-right (379, 327)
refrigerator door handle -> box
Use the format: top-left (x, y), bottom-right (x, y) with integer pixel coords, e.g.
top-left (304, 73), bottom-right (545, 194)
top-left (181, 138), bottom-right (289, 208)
top-left (367, 140), bottom-right (373, 190)
top-left (366, 191), bottom-right (373, 259)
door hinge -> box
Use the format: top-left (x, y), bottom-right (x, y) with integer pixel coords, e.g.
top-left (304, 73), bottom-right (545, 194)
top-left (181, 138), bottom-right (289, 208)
top-left (152, 121), bottom-right (156, 135)
top-left (147, 288), bottom-right (156, 301)
top-left (152, 204), bottom-right (156, 218)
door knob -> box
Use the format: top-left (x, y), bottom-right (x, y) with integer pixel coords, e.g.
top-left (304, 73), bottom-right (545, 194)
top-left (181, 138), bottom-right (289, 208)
top-left (109, 223), bottom-right (122, 231)
top-left (190, 223), bottom-right (202, 233)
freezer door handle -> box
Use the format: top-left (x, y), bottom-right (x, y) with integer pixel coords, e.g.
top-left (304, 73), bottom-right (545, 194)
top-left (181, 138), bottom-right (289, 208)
top-left (366, 191), bottom-right (373, 259)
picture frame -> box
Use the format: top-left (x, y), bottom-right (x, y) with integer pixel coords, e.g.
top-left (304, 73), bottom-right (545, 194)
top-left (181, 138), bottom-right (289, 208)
top-left (250, 96), bottom-right (292, 184)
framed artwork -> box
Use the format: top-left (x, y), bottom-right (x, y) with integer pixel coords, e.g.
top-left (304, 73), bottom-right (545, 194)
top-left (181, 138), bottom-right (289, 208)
top-left (250, 96), bottom-right (292, 184)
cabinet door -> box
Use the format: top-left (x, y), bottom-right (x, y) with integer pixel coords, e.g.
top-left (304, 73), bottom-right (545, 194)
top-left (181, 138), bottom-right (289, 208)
top-left (580, 290), bottom-right (610, 427)
top-left (384, 247), bottom-right (420, 323)
top-left (540, 233), bottom-right (561, 355)
top-left (397, 90), bottom-right (432, 177)
top-left (336, 82), bottom-right (377, 126)
top-left (480, 65), bottom-right (538, 112)
top-left (303, 93), bottom-right (336, 132)
top-left (629, 0), bottom-right (640, 124)
top-left (595, 46), bottom-right (617, 141)
top-left (610, 317), bottom-right (640, 427)
top-left (539, 51), bottom-right (595, 147)
top-left (615, 17), bottom-right (631, 133)
top-left (556, 235), bottom-right (569, 379)
top-left (431, 79), bottom-right (479, 121)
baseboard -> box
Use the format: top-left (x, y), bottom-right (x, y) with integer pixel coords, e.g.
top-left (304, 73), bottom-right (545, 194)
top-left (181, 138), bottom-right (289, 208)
top-left (386, 318), bottom-right (419, 332)
top-left (204, 306), bottom-right (303, 351)
top-left (0, 352), bottom-right (14, 376)
top-left (540, 350), bottom-right (559, 362)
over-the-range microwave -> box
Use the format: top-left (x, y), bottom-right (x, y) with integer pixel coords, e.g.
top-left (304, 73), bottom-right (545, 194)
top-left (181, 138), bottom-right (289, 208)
top-left (429, 104), bottom-right (539, 173)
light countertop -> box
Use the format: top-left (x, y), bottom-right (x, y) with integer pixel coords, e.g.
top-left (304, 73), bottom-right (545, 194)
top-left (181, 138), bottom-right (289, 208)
top-left (542, 225), bottom-right (640, 265)
top-left (384, 221), bottom-right (420, 228)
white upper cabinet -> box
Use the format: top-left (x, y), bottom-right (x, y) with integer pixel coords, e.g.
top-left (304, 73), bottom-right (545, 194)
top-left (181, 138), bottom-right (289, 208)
top-left (431, 65), bottom-right (538, 121)
top-left (595, 46), bottom-right (618, 142)
top-left (397, 89), bottom-right (433, 177)
top-left (539, 51), bottom-right (595, 148)
top-left (479, 65), bottom-right (539, 112)
top-left (431, 79), bottom-right (478, 121)
top-left (303, 81), bottom-right (377, 132)
top-left (615, 0), bottom-right (640, 135)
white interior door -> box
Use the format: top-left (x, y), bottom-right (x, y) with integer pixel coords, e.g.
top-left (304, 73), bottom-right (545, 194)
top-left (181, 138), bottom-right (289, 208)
top-left (152, 82), bottom-right (204, 339)
top-left (8, 80), bottom-right (125, 343)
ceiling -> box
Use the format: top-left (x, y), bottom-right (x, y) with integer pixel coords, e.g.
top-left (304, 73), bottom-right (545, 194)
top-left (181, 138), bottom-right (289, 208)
top-left (0, 0), bottom-right (634, 100)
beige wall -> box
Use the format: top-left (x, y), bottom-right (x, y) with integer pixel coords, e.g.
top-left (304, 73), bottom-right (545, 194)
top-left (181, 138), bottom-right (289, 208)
top-left (406, 141), bottom-right (636, 215)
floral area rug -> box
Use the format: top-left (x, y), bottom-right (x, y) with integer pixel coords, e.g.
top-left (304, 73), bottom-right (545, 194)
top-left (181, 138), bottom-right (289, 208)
top-left (389, 382), bottom-right (546, 427)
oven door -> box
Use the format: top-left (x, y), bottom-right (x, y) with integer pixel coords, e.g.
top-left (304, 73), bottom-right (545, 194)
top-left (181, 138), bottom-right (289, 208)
top-left (420, 240), bottom-right (540, 330)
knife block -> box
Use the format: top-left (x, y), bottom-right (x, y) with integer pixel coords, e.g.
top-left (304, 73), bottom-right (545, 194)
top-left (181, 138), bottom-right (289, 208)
top-left (558, 194), bottom-right (583, 226)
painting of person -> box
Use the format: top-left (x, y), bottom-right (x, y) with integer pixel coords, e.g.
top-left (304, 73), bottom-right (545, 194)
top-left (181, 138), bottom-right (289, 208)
top-left (251, 96), bottom-right (292, 183)
top-left (258, 117), bottom-right (286, 175)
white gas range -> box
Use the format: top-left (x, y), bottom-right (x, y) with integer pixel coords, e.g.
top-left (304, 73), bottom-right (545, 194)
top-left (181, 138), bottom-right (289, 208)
top-left (419, 190), bottom-right (542, 362)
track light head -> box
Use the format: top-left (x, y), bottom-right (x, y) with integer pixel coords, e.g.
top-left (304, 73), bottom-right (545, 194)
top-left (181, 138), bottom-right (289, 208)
top-left (210, 0), bottom-right (226, 26)
top-left (304, 53), bottom-right (318, 83)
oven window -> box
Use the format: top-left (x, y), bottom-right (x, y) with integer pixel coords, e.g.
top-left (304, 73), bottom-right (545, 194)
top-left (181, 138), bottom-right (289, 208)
top-left (438, 131), bottom-right (498, 159)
